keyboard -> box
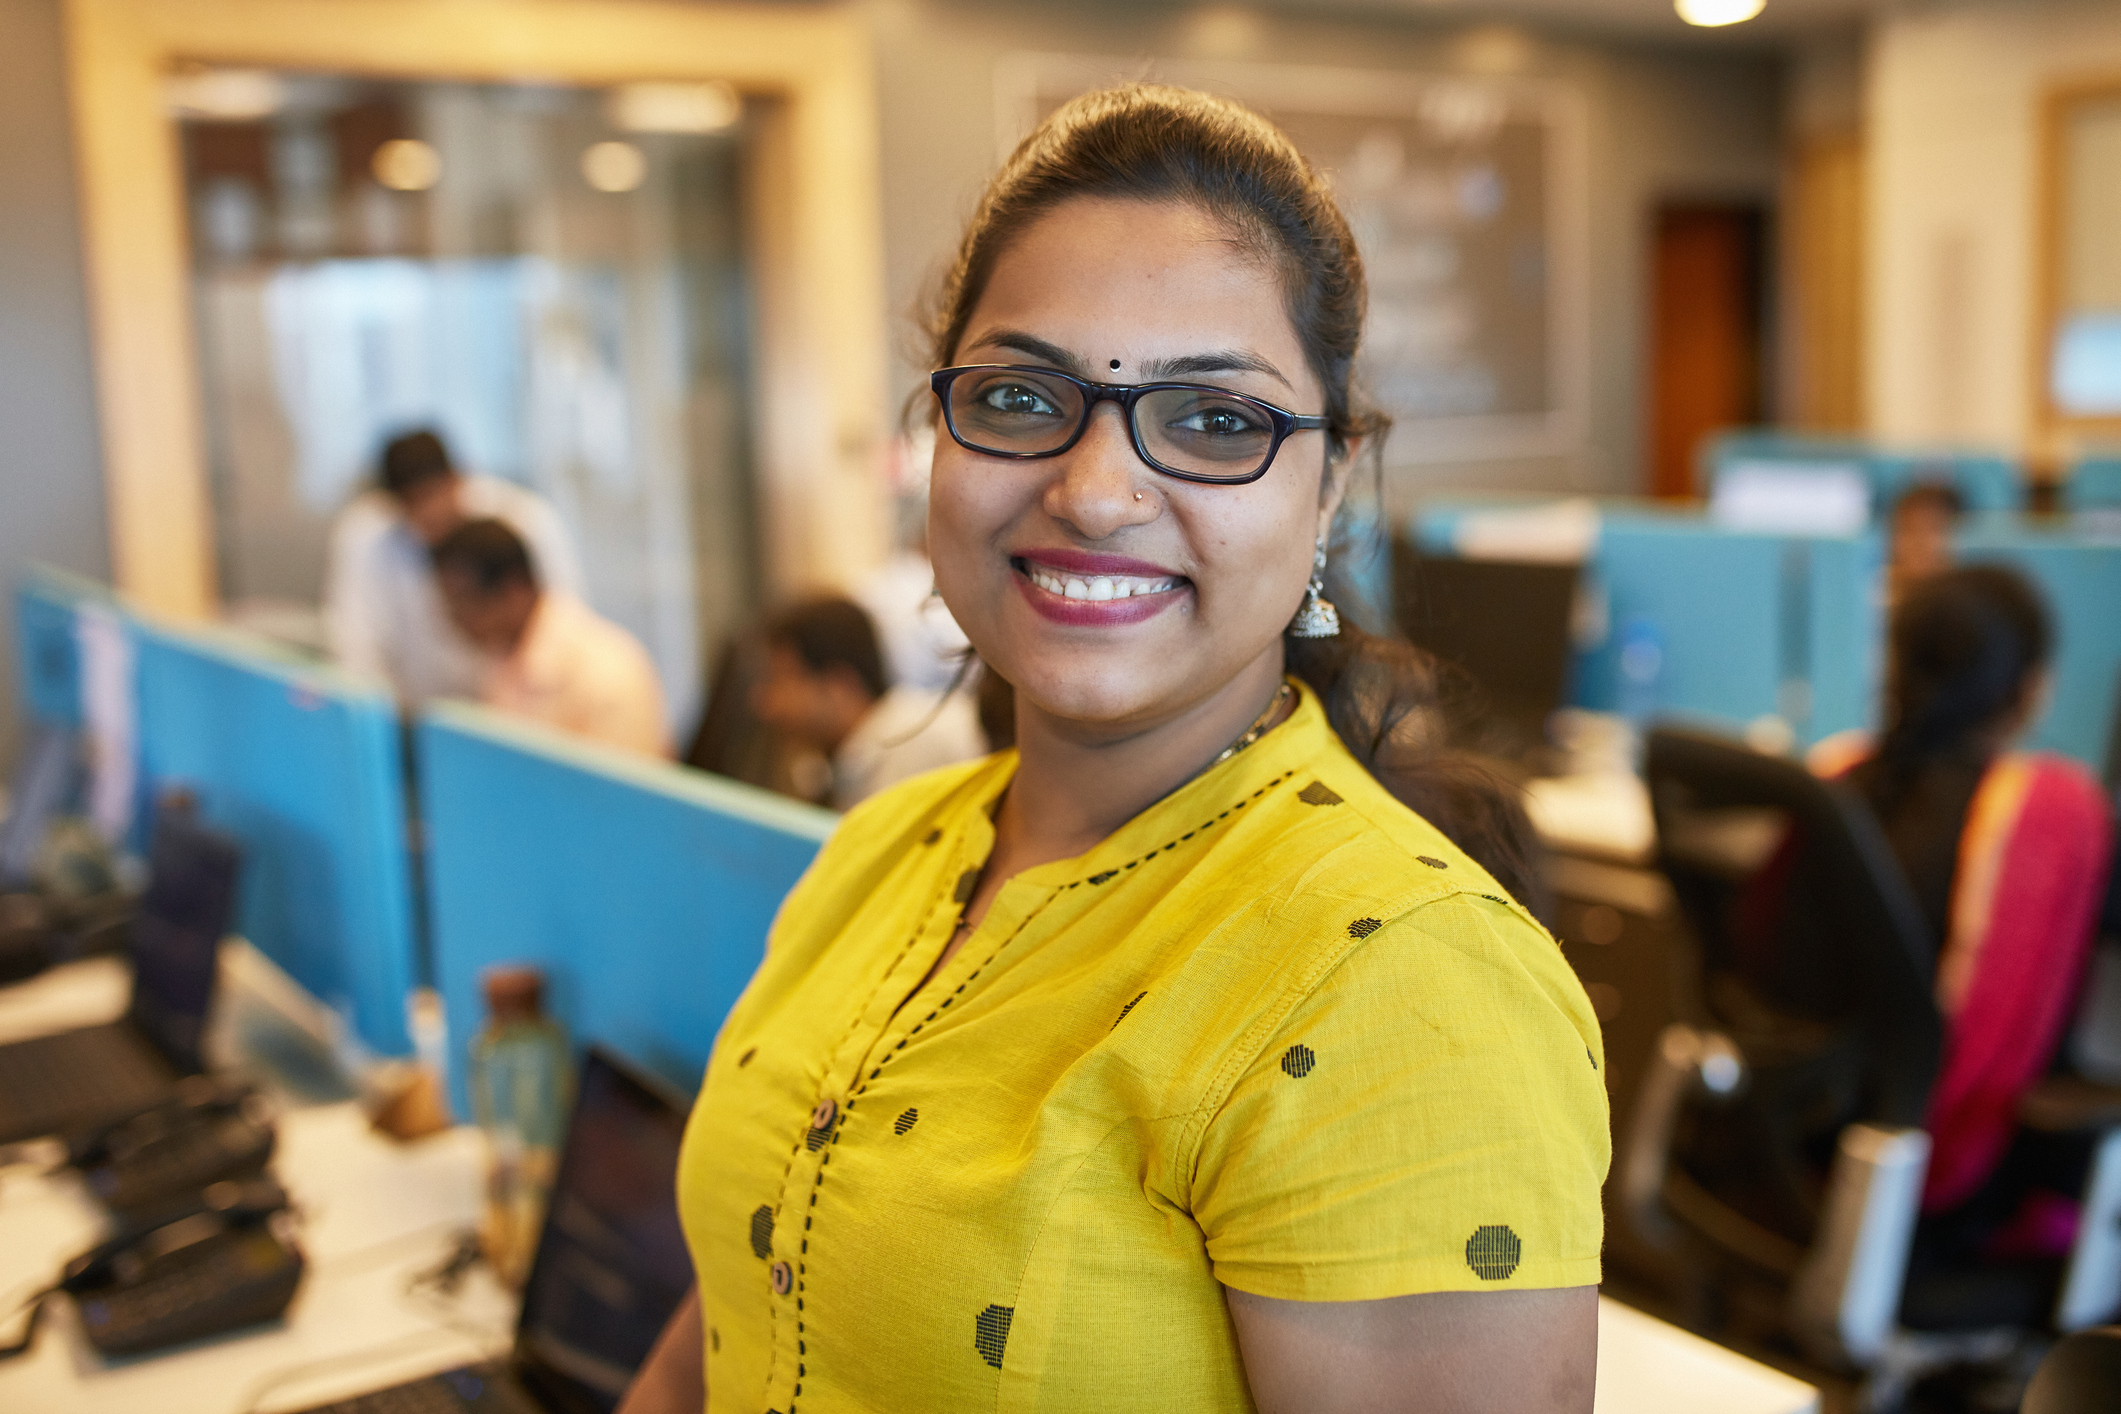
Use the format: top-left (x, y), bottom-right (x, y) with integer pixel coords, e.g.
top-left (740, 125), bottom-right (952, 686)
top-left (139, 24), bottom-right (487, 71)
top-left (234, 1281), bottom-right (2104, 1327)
top-left (0, 1025), bottom-right (173, 1142)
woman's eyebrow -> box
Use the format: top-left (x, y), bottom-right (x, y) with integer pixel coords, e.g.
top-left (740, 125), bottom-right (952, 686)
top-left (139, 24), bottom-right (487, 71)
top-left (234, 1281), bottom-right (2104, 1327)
top-left (968, 329), bottom-right (1088, 373)
top-left (1140, 350), bottom-right (1292, 391)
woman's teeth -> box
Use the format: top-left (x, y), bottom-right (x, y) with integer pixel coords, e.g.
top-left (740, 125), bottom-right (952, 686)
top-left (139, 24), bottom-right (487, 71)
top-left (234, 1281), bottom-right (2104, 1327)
top-left (1023, 566), bottom-right (1180, 601)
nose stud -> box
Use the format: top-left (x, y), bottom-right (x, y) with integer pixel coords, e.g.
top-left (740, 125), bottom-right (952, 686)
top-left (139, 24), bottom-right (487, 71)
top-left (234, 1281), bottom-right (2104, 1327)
top-left (1134, 492), bottom-right (1144, 503)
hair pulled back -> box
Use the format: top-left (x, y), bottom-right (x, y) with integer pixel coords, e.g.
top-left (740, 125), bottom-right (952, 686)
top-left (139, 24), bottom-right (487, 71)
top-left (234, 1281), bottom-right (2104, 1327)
top-left (1874, 565), bottom-right (2051, 808)
top-left (930, 84), bottom-right (1547, 916)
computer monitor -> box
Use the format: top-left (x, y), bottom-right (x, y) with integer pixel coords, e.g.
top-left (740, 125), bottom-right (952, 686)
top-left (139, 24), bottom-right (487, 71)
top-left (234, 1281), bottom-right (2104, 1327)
top-left (512, 1046), bottom-right (695, 1414)
top-left (1392, 546), bottom-right (1579, 764)
top-left (126, 806), bottom-right (241, 1073)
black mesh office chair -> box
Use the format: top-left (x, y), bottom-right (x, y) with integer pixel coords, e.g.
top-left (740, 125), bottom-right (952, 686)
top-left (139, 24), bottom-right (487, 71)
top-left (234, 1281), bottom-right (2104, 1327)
top-left (1621, 728), bottom-right (2121, 1408)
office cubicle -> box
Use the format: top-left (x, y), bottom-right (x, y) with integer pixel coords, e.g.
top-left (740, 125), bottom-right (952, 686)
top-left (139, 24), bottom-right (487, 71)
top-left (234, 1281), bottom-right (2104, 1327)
top-left (1409, 499), bottom-right (1882, 747)
top-left (133, 621), bottom-right (419, 1056)
top-left (418, 702), bottom-right (833, 1109)
top-left (1956, 523), bottom-right (2121, 768)
top-left (13, 566), bottom-right (115, 730)
top-left (1701, 431), bottom-right (2024, 514)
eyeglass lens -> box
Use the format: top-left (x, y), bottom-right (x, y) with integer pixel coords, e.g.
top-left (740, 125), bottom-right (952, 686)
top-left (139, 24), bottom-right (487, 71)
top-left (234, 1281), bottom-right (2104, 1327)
top-left (947, 368), bottom-right (1278, 480)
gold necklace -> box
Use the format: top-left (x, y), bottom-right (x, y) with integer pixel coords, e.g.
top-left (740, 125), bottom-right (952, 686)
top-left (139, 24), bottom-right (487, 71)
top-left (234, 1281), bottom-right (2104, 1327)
top-left (1207, 681), bottom-right (1294, 770)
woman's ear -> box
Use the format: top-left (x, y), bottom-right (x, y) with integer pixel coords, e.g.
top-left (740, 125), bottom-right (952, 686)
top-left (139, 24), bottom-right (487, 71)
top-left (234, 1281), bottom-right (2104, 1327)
top-left (1316, 439), bottom-right (1360, 539)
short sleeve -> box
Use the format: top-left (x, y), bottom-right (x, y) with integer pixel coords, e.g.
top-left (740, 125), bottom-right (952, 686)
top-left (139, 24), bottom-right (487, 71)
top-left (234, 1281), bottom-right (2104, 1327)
top-left (1189, 893), bottom-right (1609, 1301)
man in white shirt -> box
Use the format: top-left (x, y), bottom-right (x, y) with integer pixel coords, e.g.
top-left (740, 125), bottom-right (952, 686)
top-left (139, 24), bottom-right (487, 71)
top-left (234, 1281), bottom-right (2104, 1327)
top-left (749, 597), bottom-right (987, 810)
top-left (430, 519), bottom-right (670, 760)
top-left (325, 429), bottom-right (583, 703)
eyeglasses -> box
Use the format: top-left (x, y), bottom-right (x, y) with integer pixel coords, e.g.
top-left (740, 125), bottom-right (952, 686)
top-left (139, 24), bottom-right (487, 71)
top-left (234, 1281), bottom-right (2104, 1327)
top-left (929, 364), bottom-right (1329, 486)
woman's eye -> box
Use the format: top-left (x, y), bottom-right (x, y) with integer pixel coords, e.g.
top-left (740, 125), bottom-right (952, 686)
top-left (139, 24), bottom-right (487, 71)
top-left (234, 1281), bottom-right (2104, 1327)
top-left (1175, 404), bottom-right (1263, 436)
top-left (979, 383), bottom-right (1060, 416)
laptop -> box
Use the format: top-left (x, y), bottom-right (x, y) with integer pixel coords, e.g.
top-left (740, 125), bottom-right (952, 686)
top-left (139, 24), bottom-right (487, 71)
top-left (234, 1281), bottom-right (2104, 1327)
top-left (1393, 546), bottom-right (1580, 774)
top-left (297, 1046), bottom-right (696, 1414)
top-left (0, 803), bottom-right (240, 1144)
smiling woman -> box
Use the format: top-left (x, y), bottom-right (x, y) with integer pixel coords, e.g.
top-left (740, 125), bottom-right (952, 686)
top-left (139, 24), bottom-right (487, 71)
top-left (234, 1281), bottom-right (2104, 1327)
top-left (622, 85), bottom-right (1608, 1414)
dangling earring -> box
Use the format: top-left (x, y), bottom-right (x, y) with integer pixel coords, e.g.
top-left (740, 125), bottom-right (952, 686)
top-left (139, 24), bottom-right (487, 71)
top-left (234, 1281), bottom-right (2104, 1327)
top-left (1288, 538), bottom-right (1340, 638)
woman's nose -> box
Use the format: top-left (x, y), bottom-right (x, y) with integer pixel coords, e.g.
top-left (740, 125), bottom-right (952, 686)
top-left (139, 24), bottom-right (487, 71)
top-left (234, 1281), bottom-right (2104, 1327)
top-left (1042, 404), bottom-right (1157, 539)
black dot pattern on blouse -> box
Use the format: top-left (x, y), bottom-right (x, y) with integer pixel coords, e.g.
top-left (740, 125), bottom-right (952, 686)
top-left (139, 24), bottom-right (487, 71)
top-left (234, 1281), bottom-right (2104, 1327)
top-left (1280, 1044), bottom-right (1316, 1078)
top-left (1297, 780), bottom-right (1342, 806)
top-left (1347, 917), bottom-right (1382, 939)
top-left (953, 869), bottom-right (980, 904)
top-left (1418, 855), bottom-right (1449, 869)
top-left (749, 1204), bottom-right (774, 1259)
top-left (1466, 1225), bottom-right (1523, 1280)
top-left (1112, 991), bottom-right (1148, 1028)
top-left (975, 1304), bottom-right (1014, 1369)
top-left (894, 1107), bottom-right (919, 1135)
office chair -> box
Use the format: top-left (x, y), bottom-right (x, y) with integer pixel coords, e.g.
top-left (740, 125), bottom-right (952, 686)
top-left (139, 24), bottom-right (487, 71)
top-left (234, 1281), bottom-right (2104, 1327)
top-left (1619, 728), bottom-right (2121, 1409)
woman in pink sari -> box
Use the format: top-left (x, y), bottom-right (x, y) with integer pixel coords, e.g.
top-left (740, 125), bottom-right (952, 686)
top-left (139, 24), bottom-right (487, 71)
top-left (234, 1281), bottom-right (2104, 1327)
top-left (1830, 566), bottom-right (2114, 1252)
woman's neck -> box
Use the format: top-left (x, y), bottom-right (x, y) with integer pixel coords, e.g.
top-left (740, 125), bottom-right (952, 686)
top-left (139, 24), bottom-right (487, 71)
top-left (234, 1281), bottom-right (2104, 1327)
top-left (993, 650), bottom-right (1290, 872)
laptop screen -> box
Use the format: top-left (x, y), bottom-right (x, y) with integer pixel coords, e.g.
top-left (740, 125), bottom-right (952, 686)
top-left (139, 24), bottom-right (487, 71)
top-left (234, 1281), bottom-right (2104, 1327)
top-left (126, 808), bottom-right (241, 1072)
top-left (515, 1046), bottom-right (695, 1414)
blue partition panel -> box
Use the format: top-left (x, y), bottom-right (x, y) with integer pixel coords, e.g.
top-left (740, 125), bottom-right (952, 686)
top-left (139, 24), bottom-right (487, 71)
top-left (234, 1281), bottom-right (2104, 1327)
top-left (1955, 526), bottom-right (2121, 768)
top-left (1408, 499), bottom-right (1881, 746)
top-left (419, 704), bottom-right (834, 1110)
top-left (2066, 458), bottom-right (2121, 512)
top-left (13, 567), bottom-right (111, 729)
top-left (1702, 433), bottom-right (2024, 514)
top-left (134, 624), bottom-right (418, 1055)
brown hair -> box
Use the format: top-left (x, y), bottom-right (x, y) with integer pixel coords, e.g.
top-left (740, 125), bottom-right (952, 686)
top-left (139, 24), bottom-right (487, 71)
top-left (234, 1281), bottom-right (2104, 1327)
top-left (929, 84), bottom-right (1549, 918)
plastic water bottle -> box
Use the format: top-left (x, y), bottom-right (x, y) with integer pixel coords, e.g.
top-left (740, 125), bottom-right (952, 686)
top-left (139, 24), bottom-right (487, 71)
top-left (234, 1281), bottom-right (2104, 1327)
top-left (469, 965), bottom-right (570, 1286)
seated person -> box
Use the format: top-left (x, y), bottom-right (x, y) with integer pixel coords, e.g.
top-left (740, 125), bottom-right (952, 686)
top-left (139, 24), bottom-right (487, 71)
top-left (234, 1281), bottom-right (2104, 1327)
top-left (430, 519), bottom-right (670, 760)
top-left (1887, 478), bottom-right (1963, 604)
top-left (1836, 566), bottom-right (2114, 1249)
top-left (749, 597), bottom-right (986, 810)
top-left (326, 428), bottom-right (583, 703)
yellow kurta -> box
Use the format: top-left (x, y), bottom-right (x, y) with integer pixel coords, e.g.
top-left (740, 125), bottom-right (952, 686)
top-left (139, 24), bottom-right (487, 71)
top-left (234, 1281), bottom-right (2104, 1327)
top-left (676, 682), bottom-right (1608, 1412)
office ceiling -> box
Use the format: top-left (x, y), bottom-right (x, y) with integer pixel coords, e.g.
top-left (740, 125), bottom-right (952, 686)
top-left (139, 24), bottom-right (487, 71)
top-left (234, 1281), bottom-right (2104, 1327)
top-left (1252, 0), bottom-right (1976, 46)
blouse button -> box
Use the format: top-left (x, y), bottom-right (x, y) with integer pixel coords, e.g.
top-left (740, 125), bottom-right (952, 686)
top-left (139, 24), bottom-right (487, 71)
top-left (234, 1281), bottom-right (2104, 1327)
top-left (810, 1097), bottom-right (838, 1131)
top-left (770, 1260), bottom-right (793, 1295)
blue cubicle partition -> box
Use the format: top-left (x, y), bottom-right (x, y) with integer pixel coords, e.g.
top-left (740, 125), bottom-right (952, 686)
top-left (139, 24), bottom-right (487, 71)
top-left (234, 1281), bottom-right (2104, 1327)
top-left (419, 703), bottom-right (833, 1110)
top-left (13, 567), bottom-right (111, 729)
top-left (1702, 431), bottom-right (2024, 514)
top-left (2066, 458), bottom-right (2121, 512)
top-left (1411, 500), bottom-right (1882, 747)
top-left (1955, 524), bottom-right (2121, 768)
top-left (133, 622), bottom-right (419, 1056)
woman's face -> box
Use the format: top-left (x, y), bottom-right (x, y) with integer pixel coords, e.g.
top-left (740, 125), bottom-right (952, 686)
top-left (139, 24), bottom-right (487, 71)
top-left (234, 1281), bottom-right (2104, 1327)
top-left (929, 197), bottom-right (1343, 735)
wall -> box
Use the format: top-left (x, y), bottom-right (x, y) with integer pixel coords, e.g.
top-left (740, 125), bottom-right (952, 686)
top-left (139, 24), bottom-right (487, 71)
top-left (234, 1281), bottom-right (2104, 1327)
top-left (0, 0), bottom-right (110, 766)
top-left (865, 0), bottom-right (1785, 513)
top-left (1867, 0), bottom-right (2121, 457)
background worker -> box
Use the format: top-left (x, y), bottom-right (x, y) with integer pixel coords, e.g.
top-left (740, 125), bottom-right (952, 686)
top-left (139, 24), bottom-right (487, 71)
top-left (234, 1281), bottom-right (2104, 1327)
top-left (325, 428), bottom-right (583, 703)
top-left (750, 596), bottom-right (987, 809)
top-left (430, 519), bottom-right (669, 760)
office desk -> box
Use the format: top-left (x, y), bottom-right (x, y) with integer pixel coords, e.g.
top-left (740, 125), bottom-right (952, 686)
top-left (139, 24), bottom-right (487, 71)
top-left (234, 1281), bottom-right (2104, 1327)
top-left (1598, 1298), bottom-right (1820, 1413)
top-left (0, 954), bottom-right (513, 1414)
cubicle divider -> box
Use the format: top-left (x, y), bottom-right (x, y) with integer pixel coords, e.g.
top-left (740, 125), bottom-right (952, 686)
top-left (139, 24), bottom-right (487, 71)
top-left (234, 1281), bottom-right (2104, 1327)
top-left (1409, 499), bottom-right (1882, 747)
top-left (418, 702), bottom-right (834, 1110)
top-left (133, 621), bottom-right (419, 1056)
top-left (13, 566), bottom-right (112, 730)
top-left (1955, 524), bottom-right (2121, 768)
top-left (1702, 431), bottom-right (2025, 513)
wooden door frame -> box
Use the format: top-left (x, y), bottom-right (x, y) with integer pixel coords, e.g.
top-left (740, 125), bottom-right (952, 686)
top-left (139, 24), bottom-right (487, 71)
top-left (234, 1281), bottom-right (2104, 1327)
top-left (64, 0), bottom-right (887, 617)
top-left (2032, 72), bottom-right (2121, 470)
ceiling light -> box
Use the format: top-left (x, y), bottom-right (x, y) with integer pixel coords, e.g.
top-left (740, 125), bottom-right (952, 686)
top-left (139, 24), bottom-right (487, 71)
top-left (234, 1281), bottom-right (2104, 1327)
top-left (582, 141), bottom-right (647, 193)
top-left (605, 81), bottom-right (741, 135)
top-left (1676, 0), bottom-right (1765, 26)
top-left (372, 139), bottom-right (442, 192)
top-left (165, 68), bottom-right (285, 121)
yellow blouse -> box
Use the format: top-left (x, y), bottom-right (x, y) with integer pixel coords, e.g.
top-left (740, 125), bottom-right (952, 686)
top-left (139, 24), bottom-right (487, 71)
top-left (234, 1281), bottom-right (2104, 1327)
top-left (676, 682), bottom-right (1608, 1412)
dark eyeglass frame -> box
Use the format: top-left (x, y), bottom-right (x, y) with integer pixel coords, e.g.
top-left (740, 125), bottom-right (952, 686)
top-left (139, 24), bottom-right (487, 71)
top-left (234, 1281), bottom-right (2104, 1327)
top-left (929, 363), bottom-right (1331, 486)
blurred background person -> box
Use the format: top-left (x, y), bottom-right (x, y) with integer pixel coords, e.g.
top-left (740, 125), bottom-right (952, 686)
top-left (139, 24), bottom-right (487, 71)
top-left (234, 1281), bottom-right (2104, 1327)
top-left (1887, 478), bottom-right (1964, 605)
top-left (1834, 566), bottom-right (2112, 1261)
top-left (750, 596), bottom-right (985, 810)
top-left (431, 518), bottom-right (668, 759)
top-left (325, 428), bottom-right (583, 704)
